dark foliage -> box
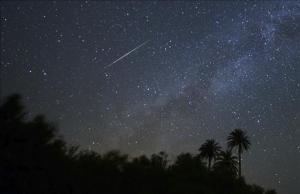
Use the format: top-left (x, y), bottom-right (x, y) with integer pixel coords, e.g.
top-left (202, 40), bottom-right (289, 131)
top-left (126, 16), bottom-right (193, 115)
top-left (199, 139), bottom-right (221, 170)
top-left (0, 94), bottom-right (276, 194)
top-left (227, 128), bottom-right (251, 178)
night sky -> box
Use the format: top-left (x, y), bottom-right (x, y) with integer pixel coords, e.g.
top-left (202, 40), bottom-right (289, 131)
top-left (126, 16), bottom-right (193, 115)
top-left (1, 1), bottom-right (300, 194)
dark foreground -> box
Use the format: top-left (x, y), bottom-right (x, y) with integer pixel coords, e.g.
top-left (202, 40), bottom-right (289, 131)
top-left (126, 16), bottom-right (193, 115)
top-left (0, 94), bottom-right (276, 194)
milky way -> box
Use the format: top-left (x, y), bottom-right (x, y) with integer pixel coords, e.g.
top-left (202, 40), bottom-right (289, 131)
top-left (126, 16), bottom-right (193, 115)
top-left (1, 1), bottom-right (300, 194)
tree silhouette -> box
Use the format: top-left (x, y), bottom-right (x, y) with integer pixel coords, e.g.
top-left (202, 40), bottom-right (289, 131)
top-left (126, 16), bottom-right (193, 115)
top-left (227, 129), bottom-right (251, 178)
top-left (0, 94), bottom-right (276, 194)
top-left (199, 139), bottom-right (221, 170)
top-left (214, 150), bottom-right (238, 177)
top-left (0, 94), bottom-right (72, 193)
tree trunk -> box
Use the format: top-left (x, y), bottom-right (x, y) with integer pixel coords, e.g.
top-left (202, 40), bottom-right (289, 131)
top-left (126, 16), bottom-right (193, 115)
top-left (208, 157), bottom-right (211, 171)
top-left (238, 145), bottom-right (241, 178)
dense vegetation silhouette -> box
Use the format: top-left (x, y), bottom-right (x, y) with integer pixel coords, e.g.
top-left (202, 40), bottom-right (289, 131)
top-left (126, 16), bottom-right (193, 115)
top-left (0, 94), bottom-right (277, 194)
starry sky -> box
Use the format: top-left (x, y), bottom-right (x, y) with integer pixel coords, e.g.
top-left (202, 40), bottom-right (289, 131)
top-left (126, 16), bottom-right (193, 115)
top-left (1, 1), bottom-right (300, 194)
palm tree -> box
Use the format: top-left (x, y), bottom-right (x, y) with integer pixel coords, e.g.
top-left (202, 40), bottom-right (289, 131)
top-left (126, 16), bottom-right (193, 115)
top-left (214, 150), bottom-right (238, 176)
top-left (199, 139), bottom-right (221, 170)
top-left (227, 129), bottom-right (251, 178)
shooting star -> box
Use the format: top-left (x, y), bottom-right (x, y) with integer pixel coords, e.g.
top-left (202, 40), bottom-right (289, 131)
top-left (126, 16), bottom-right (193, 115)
top-left (104, 40), bottom-right (150, 68)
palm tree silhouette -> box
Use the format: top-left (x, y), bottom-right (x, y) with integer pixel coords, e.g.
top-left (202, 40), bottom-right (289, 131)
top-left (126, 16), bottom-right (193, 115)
top-left (227, 129), bottom-right (250, 178)
top-left (199, 139), bottom-right (221, 170)
top-left (214, 150), bottom-right (238, 176)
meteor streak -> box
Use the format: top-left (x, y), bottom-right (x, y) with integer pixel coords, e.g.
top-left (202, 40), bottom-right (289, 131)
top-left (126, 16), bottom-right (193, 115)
top-left (104, 40), bottom-right (149, 68)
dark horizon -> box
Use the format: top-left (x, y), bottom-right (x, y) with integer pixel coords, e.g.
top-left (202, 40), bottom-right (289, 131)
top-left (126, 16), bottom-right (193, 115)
top-left (1, 1), bottom-right (299, 194)
top-left (0, 93), bottom-right (277, 194)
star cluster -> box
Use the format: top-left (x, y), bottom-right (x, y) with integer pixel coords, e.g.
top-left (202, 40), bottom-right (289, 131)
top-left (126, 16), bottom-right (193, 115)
top-left (1, 1), bottom-right (299, 194)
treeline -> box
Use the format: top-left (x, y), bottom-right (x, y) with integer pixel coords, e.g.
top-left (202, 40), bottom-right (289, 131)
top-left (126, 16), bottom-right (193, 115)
top-left (0, 94), bottom-right (277, 194)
